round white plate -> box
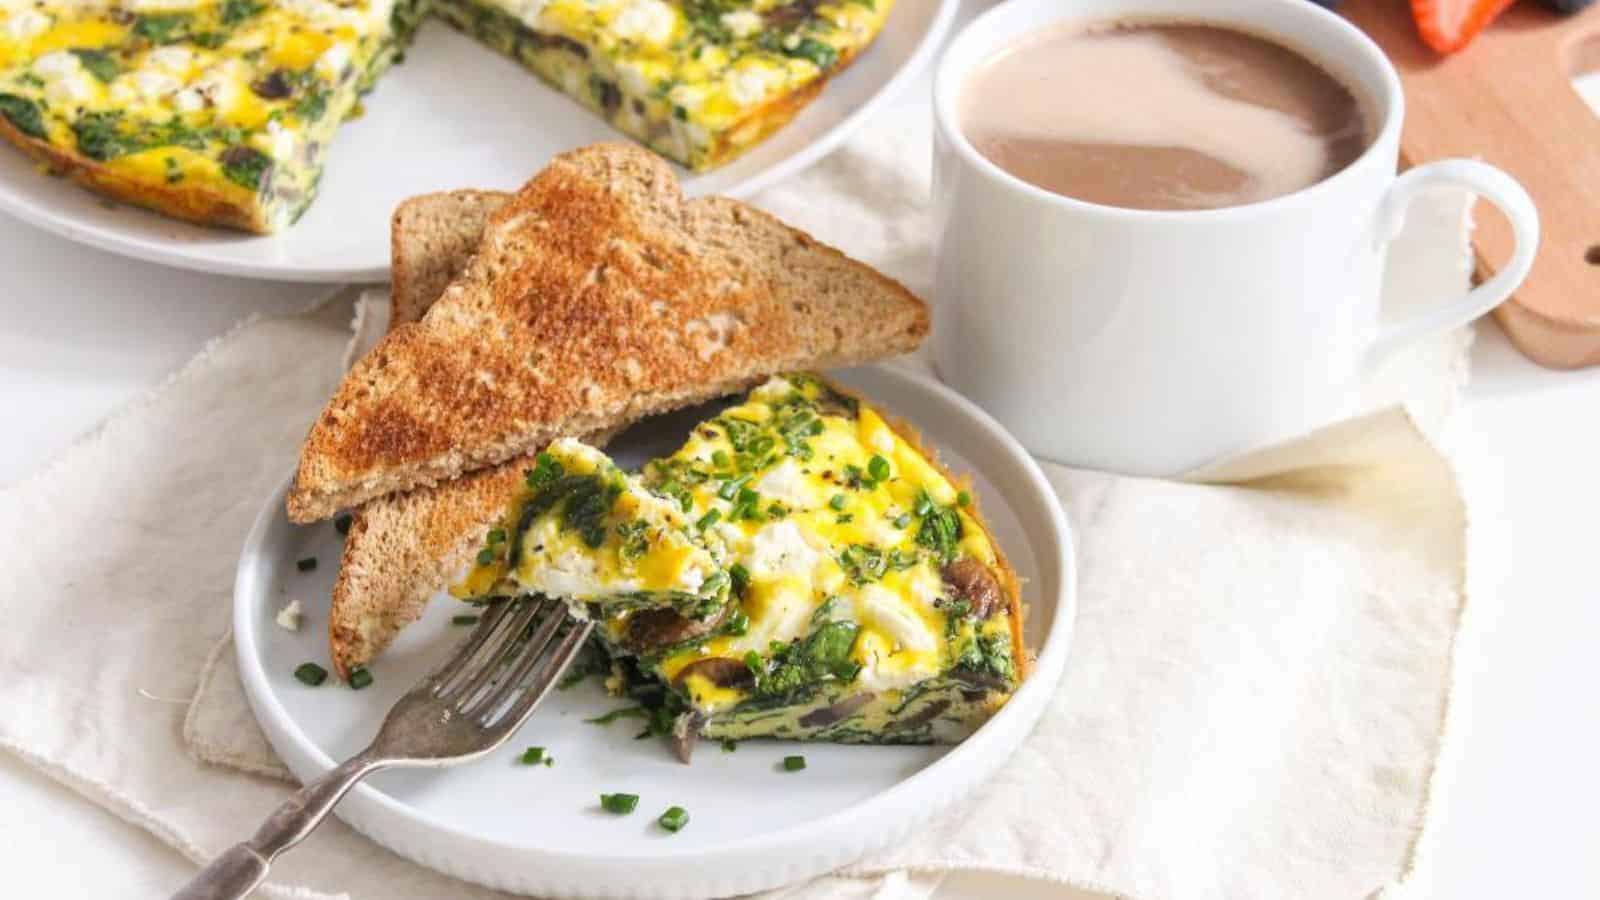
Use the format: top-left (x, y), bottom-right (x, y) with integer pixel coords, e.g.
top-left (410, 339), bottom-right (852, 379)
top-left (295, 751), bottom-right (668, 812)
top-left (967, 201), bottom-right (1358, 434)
top-left (234, 364), bottom-right (1074, 899)
top-left (0, 0), bottom-right (955, 283)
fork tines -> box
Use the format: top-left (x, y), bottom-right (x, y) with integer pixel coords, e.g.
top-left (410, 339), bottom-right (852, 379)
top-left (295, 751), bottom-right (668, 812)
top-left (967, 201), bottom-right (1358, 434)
top-left (426, 597), bottom-right (587, 728)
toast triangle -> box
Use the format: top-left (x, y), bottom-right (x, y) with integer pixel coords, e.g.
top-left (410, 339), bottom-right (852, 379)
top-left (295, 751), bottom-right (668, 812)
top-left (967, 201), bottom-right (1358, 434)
top-left (289, 142), bottom-right (929, 523)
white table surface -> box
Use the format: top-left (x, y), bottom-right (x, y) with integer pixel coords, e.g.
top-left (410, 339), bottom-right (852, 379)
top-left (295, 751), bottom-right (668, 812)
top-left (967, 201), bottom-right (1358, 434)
top-left (4, 63), bottom-right (1600, 900)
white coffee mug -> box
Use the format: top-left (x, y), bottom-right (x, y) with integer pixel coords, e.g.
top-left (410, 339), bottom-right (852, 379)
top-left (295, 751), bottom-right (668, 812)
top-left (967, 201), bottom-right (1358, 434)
top-left (931, 0), bottom-right (1538, 476)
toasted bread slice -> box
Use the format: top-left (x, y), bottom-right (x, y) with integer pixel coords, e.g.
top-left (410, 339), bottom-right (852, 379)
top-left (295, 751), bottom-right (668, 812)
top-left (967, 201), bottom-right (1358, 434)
top-left (389, 189), bottom-right (510, 327)
top-left (330, 462), bottom-right (527, 678)
top-left (289, 143), bottom-right (928, 523)
top-left (332, 189), bottom-right (554, 678)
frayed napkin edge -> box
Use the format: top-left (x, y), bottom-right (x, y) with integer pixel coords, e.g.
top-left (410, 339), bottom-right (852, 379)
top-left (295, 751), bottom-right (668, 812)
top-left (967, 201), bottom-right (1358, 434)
top-left (0, 285), bottom-right (354, 499)
top-left (183, 628), bottom-right (297, 783)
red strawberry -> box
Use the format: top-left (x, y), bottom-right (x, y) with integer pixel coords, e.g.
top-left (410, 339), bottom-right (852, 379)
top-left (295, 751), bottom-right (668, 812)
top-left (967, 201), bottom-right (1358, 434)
top-left (1410, 0), bottom-right (1519, 53)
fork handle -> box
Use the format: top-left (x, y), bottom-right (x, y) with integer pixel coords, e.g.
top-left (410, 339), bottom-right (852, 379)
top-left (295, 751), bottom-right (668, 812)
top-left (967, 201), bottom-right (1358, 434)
top-left (172, 754), bottom-right (382, 900)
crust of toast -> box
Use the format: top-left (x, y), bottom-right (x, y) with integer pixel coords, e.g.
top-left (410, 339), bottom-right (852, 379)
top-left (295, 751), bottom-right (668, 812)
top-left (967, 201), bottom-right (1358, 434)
top-left (389, 190), bottom-right (510, 327)
top-left (289, 142), bottom-right (929, 522)
top-left (330, 460), bottom-right (526, 679)
top-left (0, 115), bottom-right (270, 233)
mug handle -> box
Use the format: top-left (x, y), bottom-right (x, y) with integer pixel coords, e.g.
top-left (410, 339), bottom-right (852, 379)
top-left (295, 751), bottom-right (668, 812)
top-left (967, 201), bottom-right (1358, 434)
top-left (1365, 159), bottom-right (1540, 367)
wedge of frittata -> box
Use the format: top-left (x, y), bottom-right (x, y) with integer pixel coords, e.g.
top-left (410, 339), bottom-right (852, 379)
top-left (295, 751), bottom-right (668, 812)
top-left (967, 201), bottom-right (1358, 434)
top-left (458, 373), bottom-right (1027, 760)
top-left (0, 0), bottom-right (892, 230)
top-left (432, 0), bottom-right (896, 170)
top-left (0, 0), bottom-right (424, 231)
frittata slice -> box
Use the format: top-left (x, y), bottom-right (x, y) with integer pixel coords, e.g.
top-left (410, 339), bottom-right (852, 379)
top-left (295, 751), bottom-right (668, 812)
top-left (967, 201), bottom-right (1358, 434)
top-left (458, 374), bottom-right (1027, 759)
top-left (452, 438), bottom-right (732, 621)
top-left (431, 0), bottom-right (896, 170)
top-left (0, 0), bottom-right (425, 232)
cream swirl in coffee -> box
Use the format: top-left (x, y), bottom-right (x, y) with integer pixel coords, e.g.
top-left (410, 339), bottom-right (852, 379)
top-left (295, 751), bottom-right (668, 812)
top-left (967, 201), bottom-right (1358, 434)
top-left (959, 22), bottom-right (1369, 211)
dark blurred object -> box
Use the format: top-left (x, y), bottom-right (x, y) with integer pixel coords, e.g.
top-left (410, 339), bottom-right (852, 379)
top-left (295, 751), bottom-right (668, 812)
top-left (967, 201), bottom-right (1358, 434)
top-left (1538, 0), bottom-right (1596, 13)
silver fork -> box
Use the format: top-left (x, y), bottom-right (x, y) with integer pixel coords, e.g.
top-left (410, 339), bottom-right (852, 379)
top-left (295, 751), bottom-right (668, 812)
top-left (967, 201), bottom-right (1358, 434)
top-left (173, 596), bottom-right (591, 900)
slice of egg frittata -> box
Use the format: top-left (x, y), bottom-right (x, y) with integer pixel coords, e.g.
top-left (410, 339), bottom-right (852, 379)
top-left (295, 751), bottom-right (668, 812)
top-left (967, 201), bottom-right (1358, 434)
top-left (458, 373), bottom-right (1027, 759)
top-left (432, 0), bottom-right (897, 170)
top-left (453, 438), bottom-right (732, 620)
top-left (0, 0), bottom-right (424, 231)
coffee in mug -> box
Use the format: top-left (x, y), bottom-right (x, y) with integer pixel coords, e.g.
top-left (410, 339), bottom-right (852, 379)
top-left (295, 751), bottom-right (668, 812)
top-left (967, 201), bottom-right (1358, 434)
top-left (959, 20), bottom-right (1371, 211)
top-left (931, 0), bottom-right (1538, 475)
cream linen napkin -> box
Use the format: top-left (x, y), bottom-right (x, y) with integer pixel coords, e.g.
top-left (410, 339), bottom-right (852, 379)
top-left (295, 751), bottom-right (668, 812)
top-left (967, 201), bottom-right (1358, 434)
top-left (0, 104), bottom-right (1480, 900)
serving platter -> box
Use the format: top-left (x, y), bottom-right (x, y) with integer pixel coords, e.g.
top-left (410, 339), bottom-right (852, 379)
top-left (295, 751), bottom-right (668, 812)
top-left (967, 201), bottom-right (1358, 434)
top-left (234, 364), bottom-right (1075, 899)
top-left (0, 0), bottom-right (956, 283)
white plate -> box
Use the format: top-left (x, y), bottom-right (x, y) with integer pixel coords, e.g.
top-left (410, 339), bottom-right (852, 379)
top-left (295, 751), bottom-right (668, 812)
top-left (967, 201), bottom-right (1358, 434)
top-left (234, 365), bottom-right (1075, 899)
top-left (0, 0), bottom-right (955, 283)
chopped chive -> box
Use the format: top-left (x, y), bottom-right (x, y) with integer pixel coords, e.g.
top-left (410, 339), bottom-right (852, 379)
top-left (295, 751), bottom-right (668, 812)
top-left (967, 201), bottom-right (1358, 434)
top-left (586, 706), bottom-right (648, 725)
top-left (600, 792), bottom-right (639, 814)
top-left (476, 548), bottom-right (495, 566)
top-left (717, 478), bottom-right (740, 501)
top-left (894, 513), bottom-right (912, 529)
top-left (451, 613), bottom-right (480, 626)
top-left (712, 449), bottom-right (730, 468)
top-left (293, 662), bottom-right (327, 686)
top-left (657, 805), bottom-right (689, 832)
top-left (296, 556), bottom-right (318, 572)
top-left (868, 455), bottom-right (891, 482)
top-left (729, 562), bottom-right (750, 595)
top-left (914, 494), bottom-right (934, 517)
top-left (782, 755), bottom-right (806, 772)
top-left (725, 610), bottom-right (749, 636)
top-left (696, 509), bottom-right (721, 530)
top-left (744, 649), bottom-right (763, 675)
top-left (721, 738), bottom-right (738, 752)
top-left (347, 667), bottom-right (373, 690)
top-left (520, 746), bottom-right (546, 765)
top-left (334, 514), bottom-right (352, 535)
top-left (836, 513), bottom-right (854, 524)
top-left (487, 528), bottom-right (506, 545)
top-left (957, 490), bottom-right (972, 507)
top-left (829, 493), bottom-right (847, 511)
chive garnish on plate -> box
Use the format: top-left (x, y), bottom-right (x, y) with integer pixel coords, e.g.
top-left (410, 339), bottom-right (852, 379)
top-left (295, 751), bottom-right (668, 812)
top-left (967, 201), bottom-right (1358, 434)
top-left (296, 556), bottom-right (318, 572)
top-left (347, 666), bottom-right (373, 690)
top-left (657, 806), bottom-right (689, 832)
top-left (451, 613), bottom-right (480, 626)
top-left (520, 747), bottom-right (552, 766)
top-left (600, 793), bottom-right (639, 814)
top-left (293, 662), bottom-right (327, 686)
top-left (586, 706), bottom-right (647, 725)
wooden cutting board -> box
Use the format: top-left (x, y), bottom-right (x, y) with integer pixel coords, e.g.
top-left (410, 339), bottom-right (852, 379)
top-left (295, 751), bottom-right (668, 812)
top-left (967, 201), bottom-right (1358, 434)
top-left (1342, 0), bottom-right (1600, 368)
